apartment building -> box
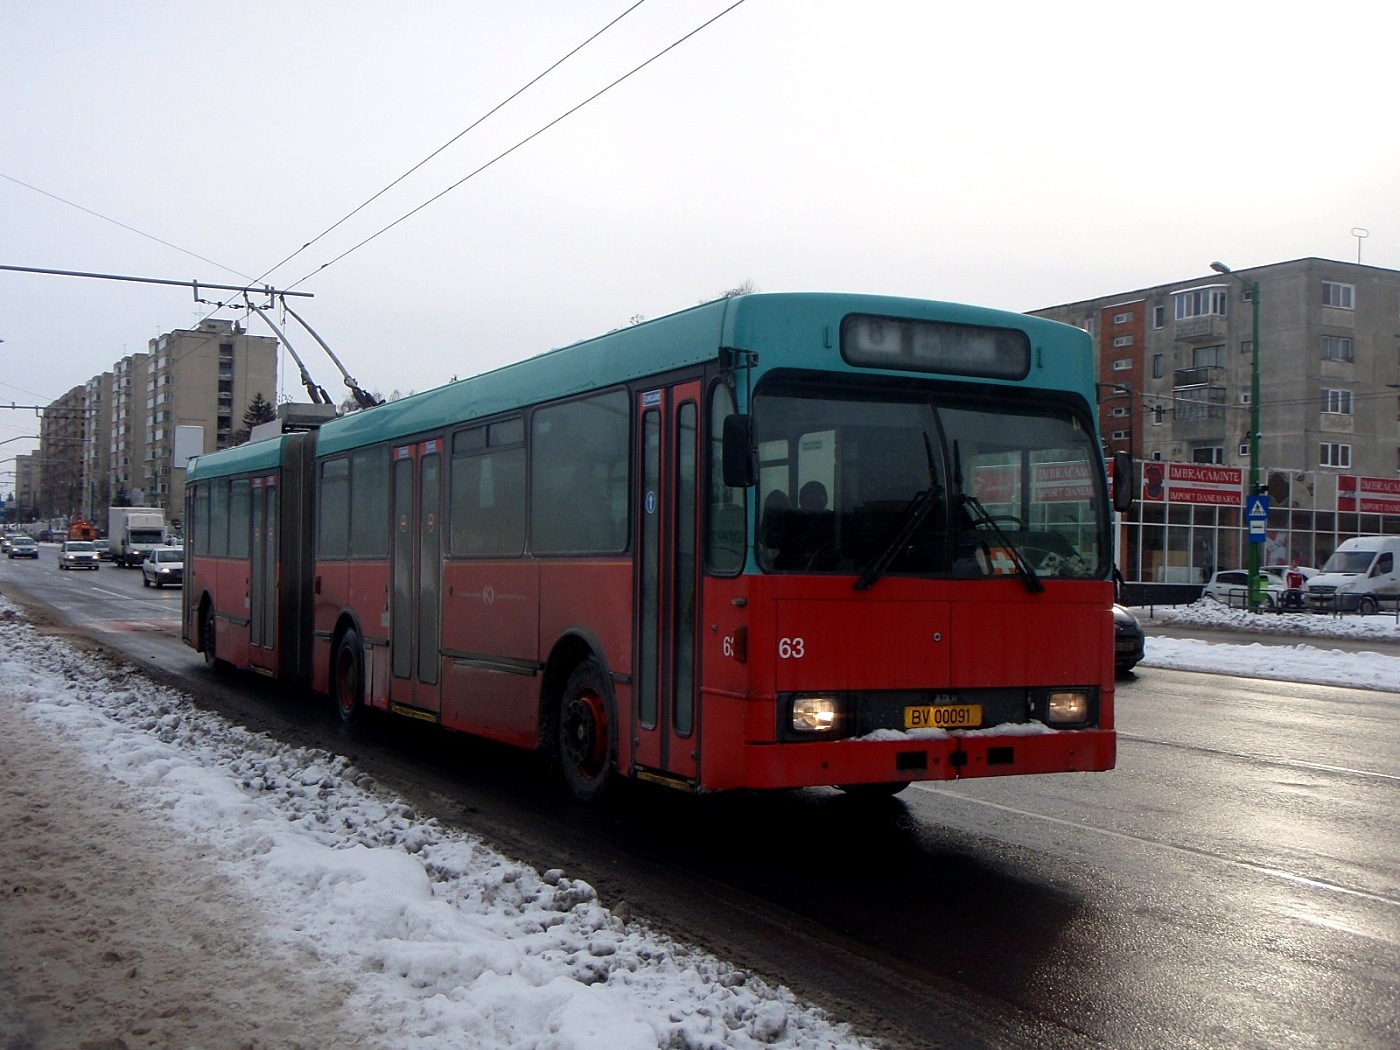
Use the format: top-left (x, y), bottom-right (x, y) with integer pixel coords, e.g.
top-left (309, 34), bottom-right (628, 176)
top-left (1032, 257), bottom-right (1400, 582)
top-left (111, 352), bottom-right (150, 507)
top-left (27, 319), bottom-right (278, 526)
top-left (142, 319), bottom-right (277, 516)
top-left (36, 386), bottom-right (85, 523)
top-left (81, 371), bottom-right (113, 522)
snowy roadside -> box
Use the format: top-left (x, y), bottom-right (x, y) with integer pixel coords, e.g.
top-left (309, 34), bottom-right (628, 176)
top-left (1127, 601), bottom-right (1400, 691)
top-left (3, 594), bottom-right (1396, 1050)
top-left (0, 598), bottom-right (870, 1050)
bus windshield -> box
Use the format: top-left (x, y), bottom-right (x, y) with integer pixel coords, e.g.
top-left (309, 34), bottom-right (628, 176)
top-left (751, 380), bottom-right (1109, 582)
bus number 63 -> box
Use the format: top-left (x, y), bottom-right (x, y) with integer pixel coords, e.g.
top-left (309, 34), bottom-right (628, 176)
top-left (778, 637), bottom-right (805, 659)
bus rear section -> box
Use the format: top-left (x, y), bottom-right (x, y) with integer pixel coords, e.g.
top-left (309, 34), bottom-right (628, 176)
top-left (184, 432), bottom-right (316, 683)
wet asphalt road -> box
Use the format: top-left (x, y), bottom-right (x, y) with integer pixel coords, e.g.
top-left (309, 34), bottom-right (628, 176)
top-left (3, 552), bottom-right (1397, 1048)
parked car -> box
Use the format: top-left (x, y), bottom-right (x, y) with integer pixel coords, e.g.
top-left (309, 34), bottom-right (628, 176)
top-left (7, 534), bottom-right (39, 559)
top-left (92, 538), bottom-right (112, 561)
top-left (1202, 569), bottom-right (1286, 609)
top-left (141, 545), bottom-right (184, 588)
top-left (1113, 604), bottom-right (1145, 673)
top-left (58, 539), bottom-right (101, 570)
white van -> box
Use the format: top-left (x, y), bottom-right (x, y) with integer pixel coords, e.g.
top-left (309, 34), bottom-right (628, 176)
top-left (1305, 535), bottom-right (1400, 613)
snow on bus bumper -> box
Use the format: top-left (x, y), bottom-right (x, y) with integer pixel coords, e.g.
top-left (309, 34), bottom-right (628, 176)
top-left (734, 725), bottom-right (1116, 790)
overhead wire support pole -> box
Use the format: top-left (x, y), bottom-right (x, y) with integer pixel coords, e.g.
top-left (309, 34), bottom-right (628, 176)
top-left (0, 263), bottom-right (313, 300)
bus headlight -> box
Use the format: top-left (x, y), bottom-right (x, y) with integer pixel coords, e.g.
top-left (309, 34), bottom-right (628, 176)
top-left (1046, 690), bottom-right (1090, 725)
top-left (791, 696), bottom-right (839, 732)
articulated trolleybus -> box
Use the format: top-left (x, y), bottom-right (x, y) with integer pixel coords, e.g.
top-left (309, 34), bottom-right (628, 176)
top-left (184, 293), bottom-right (1130, 800)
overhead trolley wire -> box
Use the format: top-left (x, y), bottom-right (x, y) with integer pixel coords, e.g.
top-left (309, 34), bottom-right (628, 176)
top-left (0, 172), bottom-right (258, 284)
top-left (256, 0), bottom-right (654, 286)
top-left (284, 0), bottom-right (748, 291)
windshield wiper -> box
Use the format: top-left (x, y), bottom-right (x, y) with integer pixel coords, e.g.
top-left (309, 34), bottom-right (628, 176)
top-left (953, 441), bottom-right (1045, 595)
top-left (855, 433), bottom-right (942, 591)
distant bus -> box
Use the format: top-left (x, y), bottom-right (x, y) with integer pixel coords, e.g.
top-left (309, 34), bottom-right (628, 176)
top-left (184, 293), bottom-right (1129, 799)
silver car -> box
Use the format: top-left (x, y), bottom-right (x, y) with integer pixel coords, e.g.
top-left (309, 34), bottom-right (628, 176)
top-left (141, 546), bottom-right (184, 588)
top-left (59, 540), bottom-right (101, 570)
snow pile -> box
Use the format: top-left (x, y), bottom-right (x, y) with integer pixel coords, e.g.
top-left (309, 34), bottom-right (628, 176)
top-left (1129, 599), bottom-right (1400, 691)
top-left (0, 599), bottom-right (870, 1050)
top-left (1133, 598), bottom-right (1400, 641)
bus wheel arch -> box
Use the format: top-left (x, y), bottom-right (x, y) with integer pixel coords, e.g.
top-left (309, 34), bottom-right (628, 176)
top-left (542, 635), bottom-right (617, 801)
top-left (331, 615), bottom-right (367, 727)
top-left (199, 594), bottom-right (229, 673)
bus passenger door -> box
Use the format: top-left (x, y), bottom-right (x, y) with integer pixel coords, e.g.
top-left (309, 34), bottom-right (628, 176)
top-left (389, 440), bottom-right (443, 718)
top-left (632, 382), bottom-right (702, 784)
top-left (248, 474), bottom-right (278, 674)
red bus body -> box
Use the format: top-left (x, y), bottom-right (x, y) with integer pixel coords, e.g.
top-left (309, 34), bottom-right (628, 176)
top-left (185, 294), bottom-right (1118, 798)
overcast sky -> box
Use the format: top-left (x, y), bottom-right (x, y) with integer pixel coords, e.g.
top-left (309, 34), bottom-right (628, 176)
top-left (3, 0), bottom-right (1398, 468)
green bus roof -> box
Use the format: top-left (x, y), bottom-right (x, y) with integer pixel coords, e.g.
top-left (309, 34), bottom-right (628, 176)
top-left (185, 432), bottom-right (292, 483)
top-left (314, 292), bottom-right (1091, 457)
top-left (191, 292), bottom-right (1093, 472)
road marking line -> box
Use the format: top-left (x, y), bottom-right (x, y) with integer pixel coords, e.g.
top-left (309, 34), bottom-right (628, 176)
top-left (911, 785), bottom-right (1400, 908)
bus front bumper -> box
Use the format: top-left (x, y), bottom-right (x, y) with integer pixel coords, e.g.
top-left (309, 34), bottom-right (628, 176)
top-left (732, 727), bottom-right (1116, 790)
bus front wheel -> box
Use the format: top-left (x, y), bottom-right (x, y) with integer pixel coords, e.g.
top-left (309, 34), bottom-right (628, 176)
top-left (334, 629), bottom-right (366, 727)
top-left (559, 659), bottom-right (614, 801)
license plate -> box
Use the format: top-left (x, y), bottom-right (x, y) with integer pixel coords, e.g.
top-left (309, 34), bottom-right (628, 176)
top-left (905, 704), bottom-right (982, 730)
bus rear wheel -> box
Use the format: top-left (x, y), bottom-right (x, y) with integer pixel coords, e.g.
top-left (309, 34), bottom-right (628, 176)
top-left (202, 606), bottom-right (228, 673)
top-left (559, 659), bottom-right (614, 801)
top-left (333, 628), bottom-right (366, 727)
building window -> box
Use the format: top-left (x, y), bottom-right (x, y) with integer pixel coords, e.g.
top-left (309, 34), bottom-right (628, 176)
top-left (1111, 406), bottom-right (1130, 418)
top-left (1152, 305), bottom-right (1165, 330)
top-left (1112, 335), bottom-right (1134, 348)
top-left (1321, 389), bottom-right (1354, 414)
top-left (1240, 339), bottom-right (1253, 356)
top-left (1112, 311), bottom-right (1133, 324)
top-left (1192, 447), bottom-right (1224, 465)
top-left (1321, 335), bottom-right (1355, 362)
top-left (1319, 442), bottom-right (1352, 468)
top-left (1152, 354), bottom-right (1164, 379)
top-left (1152, 405), bottom-right (1165, 426)
top-left (1193, 344), bottom-right (1225, 368)
top-left (1111, 429), bottom-right (1130, 441)
top-left (1322, 281), bottom-right (1355, 309)
top-left (1112, 358), bottom-right (1133, 371)
top-left (1239, 443), bottom-right (1250, 457)
top-left (1174, 287), bottom-right (1228, 320)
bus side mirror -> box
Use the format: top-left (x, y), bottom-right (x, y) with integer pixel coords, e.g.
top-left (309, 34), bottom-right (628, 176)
top-left (1112, 451), bottom-right (1135, 513)
top-left (722, 414), bottom-right (756, 488)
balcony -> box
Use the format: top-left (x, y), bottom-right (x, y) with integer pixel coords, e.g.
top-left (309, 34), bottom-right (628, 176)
top-left (1173, 366), bottom-right (1220, 387)
top-left (1174, 316), bottom-right (1228, 343)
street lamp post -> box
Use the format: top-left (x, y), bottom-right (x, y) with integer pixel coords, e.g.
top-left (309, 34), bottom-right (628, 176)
top-left (1211, 261), bottom-right (1263, 612)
